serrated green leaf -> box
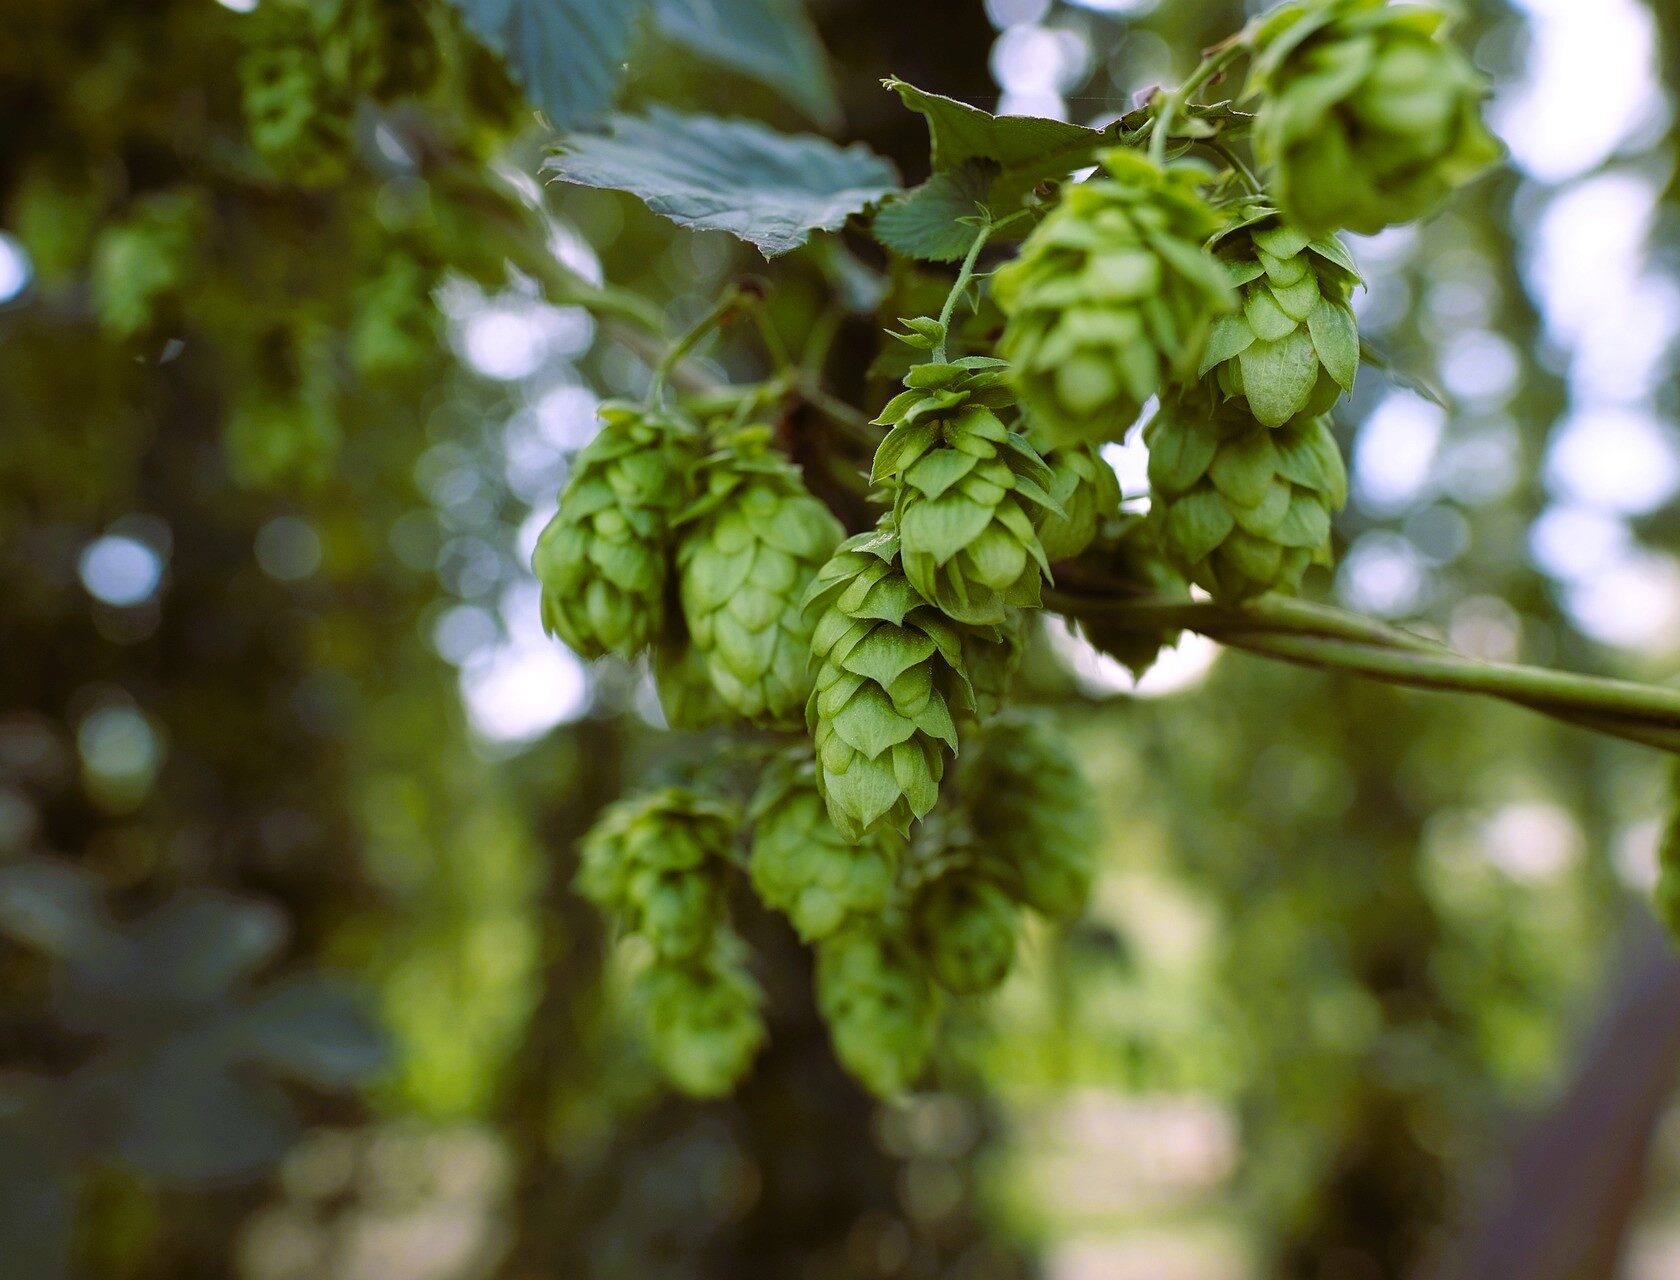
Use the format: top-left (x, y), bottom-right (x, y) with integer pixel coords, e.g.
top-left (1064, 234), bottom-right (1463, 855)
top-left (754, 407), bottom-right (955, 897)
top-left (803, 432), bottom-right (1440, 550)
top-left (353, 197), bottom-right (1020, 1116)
top-left (446, 0), bottom-right (649, 131)
top-left (873, 163), bottom-right (996, 261)
top-left (652, 0), bottom-right (841, 128)
top-left (546, 108), bottom-right (901, 256)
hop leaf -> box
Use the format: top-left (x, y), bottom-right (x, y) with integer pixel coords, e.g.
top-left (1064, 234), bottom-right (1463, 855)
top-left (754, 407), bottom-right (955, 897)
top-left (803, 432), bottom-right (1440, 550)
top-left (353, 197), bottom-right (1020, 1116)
top-left (577, 788), bottom-right (738, 960)
top-left (636, 935), bottom-right (765, 1097)
top-left (963, 711), bottom-right (1101, 920)
top-left (533, 405), bottom-right (698, 661)
top-left (350, 254), bottom-right (439, 380)
top-left (674, 426), bottom-right (844, 726)
top-left (805, 523), bottom-right (1002, 840)
top-left (748, 748), bottom-right (898, 943)
top-left (1247, 0), bottom-right (1503, 236)
top-left (652, 636), bottom-right (733, 731)
top-left (1199, 208), bottom-right (1361, 428)
top-left (815, 922), bottom-right (938, 1095)
top-left (872, 358), bottom-right (1060, 625)
top-left (911, 872), bottom-right (1020, 995)
top-left (992, 150), bottom-right (1235, 446)
top-left (1034, 440), bottom-right (1122, 562)
top-left (1146, 394), bottom-right (1347, 602)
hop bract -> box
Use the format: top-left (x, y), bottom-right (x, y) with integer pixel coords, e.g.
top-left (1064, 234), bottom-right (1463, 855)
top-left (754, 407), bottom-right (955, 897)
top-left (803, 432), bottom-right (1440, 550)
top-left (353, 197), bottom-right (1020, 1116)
top-left (1199, 208), bottom-right (1361, 428)
top-left (804, 524), bottom-right (986, 841)
top-left (1034, 441), bottom-right (1122, 562)
top-left (815, 923), bottom-right (938, 1095)
top-left (872, 359), bottom-right (1059, 625)
top-left (577, 788), bottom-right (737, 960)
top-left (1248, 0), bottom-right (1502, 236)
top-left (964, 712), bottom-right (1101, 920)
top-left (748, 749), bottom-right (897, 942)
top-left (1146, 395), bottom-right (1347, 602)
top-left (636, 936), bottom-right (765, 1097)
top-left (675, 427), bottom-right (844, 726)
top-left (912, 872), bottom-right (1020, 995)
top-left (992, 150), bottom-right (1234, 447)
top-left (533, 405), bottom-right (697, 661)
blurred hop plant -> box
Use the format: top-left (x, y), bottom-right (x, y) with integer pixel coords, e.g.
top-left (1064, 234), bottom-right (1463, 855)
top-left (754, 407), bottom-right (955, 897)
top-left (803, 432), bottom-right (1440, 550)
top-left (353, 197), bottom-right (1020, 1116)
top-left (1146, 395), bottom-right (1347, 601)
top-left (815, 922), bottom-right (938, 1095)
top-left (674, 426), bottom-right (844, 725)
top-left (91, 190), bottom-right (207, 338)
top-left (748, 748), bottom-right (898, 942)
top-left (912, 871), bottom-right (1021, 995)
top-left (991, 150), bottom-right (1234, 446)
top-left (872, 358), bottom-right (1059, 624)
top-left (1200, 208), bottom-right (1361, 427)
top-left (577, 789), bottom-right (737, 961)
top-left (1246, 0), bottom-right (1502, 236)
top-left (1657, 767), bottom-right (1680, 945)
top-left (804, 524), bottom-right (981, 841)
top-left (1034, 440), bottom-right (1123, 561)
top-left (240, 3), bottom-right (355, 186)
top-left (635, 936), bottom-right (766, 1096)
top-left (964, 712), bottom-right (1101, 920)
top-left (534, 404), bottom-right (698, 660)
top-left (1071, 512), bottom-right (1193, 679)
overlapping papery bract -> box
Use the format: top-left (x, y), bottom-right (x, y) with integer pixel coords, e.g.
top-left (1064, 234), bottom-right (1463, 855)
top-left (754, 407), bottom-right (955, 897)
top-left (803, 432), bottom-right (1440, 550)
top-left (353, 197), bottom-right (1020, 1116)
top-left (1199, 207), bottom-right (1361, 428)
top-left (576, 788), bottom-right (737, 960)
top-left (635, 935), bottom-right (765, 1097)
top-left (1248, 0), bottom-right (1502, 236)
top-left (748, 748), bottom-right (897, 942)
top-left (1034, 440), bottom-right (1122, 562)
top-left (533, 404), bottom-right (696, 660)
top-left (991, 149), bottom-right (1234, 447)
top-left (911, 870), bottom-right (1021, 995)
top-left (674, 426), bottom-right (844, 726)
top-left (805, 524), bottom-right (992, 842)
top-left (815, 922), bottom-right (938, 1095)
top-left (1146, 395), bottom-right (1347, 602)
top-left (962, 711), bottom-right (1101, 920)
top-left (872, 359), bottom-right (1059, 625)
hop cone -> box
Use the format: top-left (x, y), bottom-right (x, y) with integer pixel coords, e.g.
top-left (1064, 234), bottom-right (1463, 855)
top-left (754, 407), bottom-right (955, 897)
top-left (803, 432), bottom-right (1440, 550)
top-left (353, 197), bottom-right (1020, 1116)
top-left (533, 405), bottom-right (697, 660)
top-left (963, 712), bottom-right (1100, 920)
top-left (1199, 209), bottom-right (1361, 428)
top-left (1035, 441), bottom-right (1122, 562)
top-left (674, 427), bottom-right (844, 725)
top-left (815, 922), bottom-right (938, 1095)
top-left (652, 636), bottom-right (731, 731)
top-left (91, 191), bottom-right (206, 338)
top-left (351, 254), bottom-right (439, 380)
top-left (577, 788), bottom-right (737, 960)
top-left (636, 936), bottom-right (765, 1097)
top-left (992, 150), bottom-right (1234, 447)
top-left (1146, 396), bottom-right (1347, 602)
top-left (912, 872), bottom-right (1020, 995)
top-left (805, 524), bottom-right (987, 841)
top-left (872, 359), bottom-right (1059, 625)
top-left (1071, 514), bottom-right (1191, 679)
top-left (240, 11), bottom-right (353, 187)
top-left (748, 749), bottom-right (897, 943)
top-left (1248, 0), bottom-right (1502, 236)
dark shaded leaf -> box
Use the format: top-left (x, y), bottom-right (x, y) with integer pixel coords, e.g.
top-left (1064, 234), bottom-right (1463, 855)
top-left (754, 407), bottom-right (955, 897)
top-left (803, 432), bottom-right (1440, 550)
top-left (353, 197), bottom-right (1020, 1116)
top-left (653, 0), bottom-right (840, 128)
top-left (238, 976), bottom-right (391, 1088)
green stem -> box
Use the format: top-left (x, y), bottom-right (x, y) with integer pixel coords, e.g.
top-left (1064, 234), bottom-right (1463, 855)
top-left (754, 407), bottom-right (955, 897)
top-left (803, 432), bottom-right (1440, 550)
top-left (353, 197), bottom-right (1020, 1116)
top-left (1047, 588), bottom-right (1680, 754)
top-left (1149, 42), bottom-right (1249, 168)
top-left (648, 291), bottom-right (743, 406)
top-left (933, 220), bottom-right (997, 364)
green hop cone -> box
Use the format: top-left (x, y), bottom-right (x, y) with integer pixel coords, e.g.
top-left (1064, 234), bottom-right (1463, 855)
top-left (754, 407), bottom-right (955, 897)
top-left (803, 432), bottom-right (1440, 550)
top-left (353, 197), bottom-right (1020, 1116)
top-left (1146, 395), bottom-right (1347, 602)
top-left (912, 872), bottom-right (1020, 995)
top-left (636, 935), bottom-right (765, 1097)
top-left (240, 9), bottom-right (354, 187)
top-left (872, 358), bottom-right (1060, 625)
top-left (533, 404), bottom-right (697, 660)
top-left (674, 426), bottom-right (844, 726)
top-left (350, 254), bottom-right (439, 380)
top-left (805, 523), bottom-right (993, 841)
top-left (577, 788), bottom-right (737, 959)
top-left (1199, 208), bottom-right (1362, 428)
top-left (652, 635), bottom-right (732, 731)
top-left (91, 191), bottom-right (206, 338)
top-left (992, 150), bottom-right (1235, 447)
top-left (1071, 513), bottom-right (1191, 680)
top-left (748, 748), bottom-right (898, 943)
top-left (1247, 0), bottom-right (1503, 236)
top-left (1035, 441), bottom-right (1122, 562)
top-left (815, 922), bottom-right (938, 1095)
top-left (963, 712), bottom-right (1101, 920)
